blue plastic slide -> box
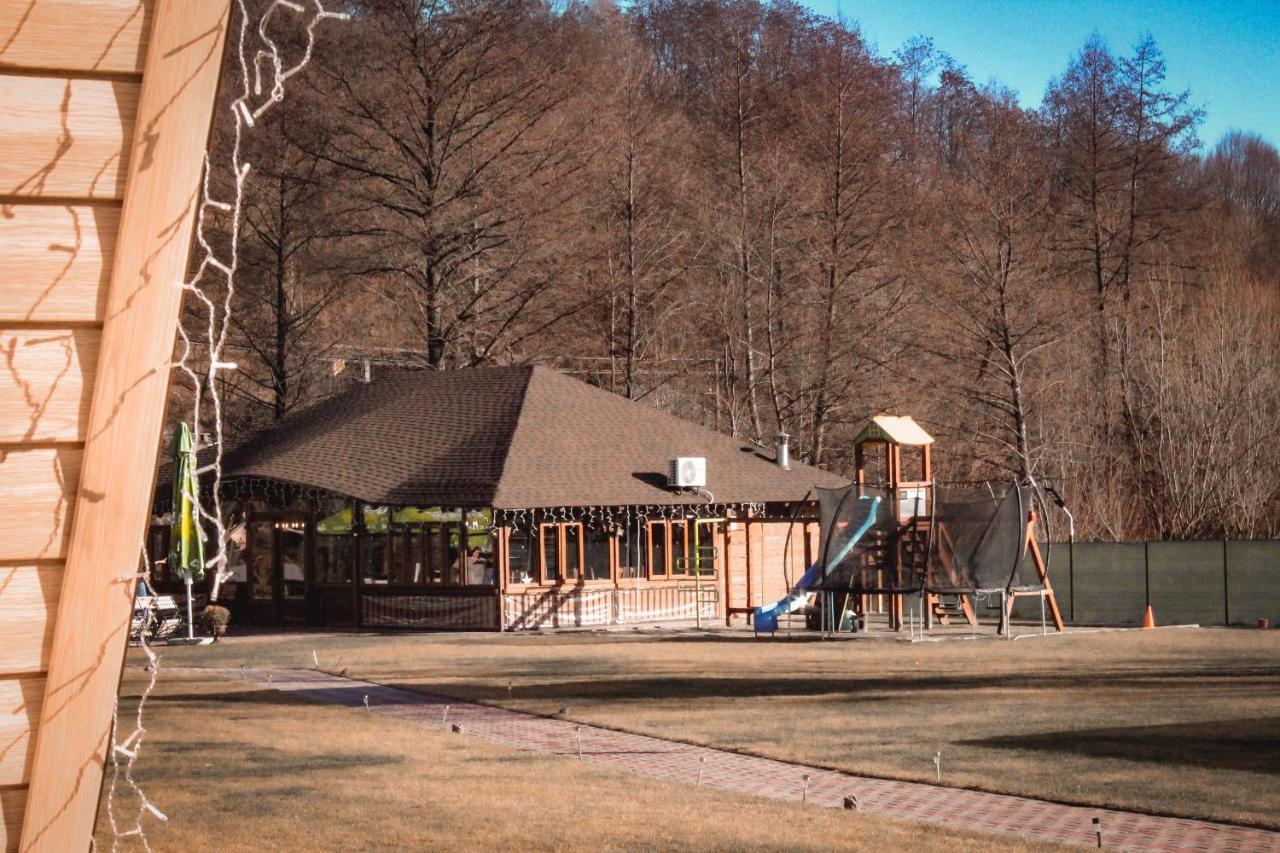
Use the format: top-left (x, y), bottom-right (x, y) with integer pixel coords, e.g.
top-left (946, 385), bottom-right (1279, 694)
top-left (753, 496), bottom-right (881, 633)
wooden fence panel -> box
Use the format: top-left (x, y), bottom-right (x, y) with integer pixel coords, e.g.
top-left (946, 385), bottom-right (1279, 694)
top-left (0, 204), bottom-right (117, 323)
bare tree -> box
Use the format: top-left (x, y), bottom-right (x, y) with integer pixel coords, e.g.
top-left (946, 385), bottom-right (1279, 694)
top-left (924, 91), bottom-right (1064, 483)
top-left (223, 106), bottom-right (353, 423)
top-left (585, 17), bottom-right (700, 399)
top-left (312, 0), bottom-right (588, 368)
top-left (791, 21), bottom-right (901, 466)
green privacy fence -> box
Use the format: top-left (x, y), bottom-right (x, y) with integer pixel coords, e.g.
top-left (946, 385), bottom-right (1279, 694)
top-left (1008, 540), bottom-right (1280, 626)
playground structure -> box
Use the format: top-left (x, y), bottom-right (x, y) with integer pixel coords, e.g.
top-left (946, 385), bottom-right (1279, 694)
top-left (755, 416), bottom-right (1064, 637)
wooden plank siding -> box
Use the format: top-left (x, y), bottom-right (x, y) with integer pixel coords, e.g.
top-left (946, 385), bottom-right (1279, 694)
top-left (0, 566), bottom-right (61, 678)
top-left (0, 204), bottom-right (117, 324)
top-left (0, 0), bottom-right (152, 76)
top-left (724, 521), bottom-right (749, 616)
top-left (0, 678), bottom-right (43, 788)
top-left (0, 448), bottom-right (81, 561)
top-left (0, 75), bottom-right (138, 200)
top-left (0, 329), bottom-right (100, 443)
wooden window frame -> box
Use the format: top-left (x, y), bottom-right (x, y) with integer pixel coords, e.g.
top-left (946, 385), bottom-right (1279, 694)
top-left (670, 519), bottom-right (693, 577)
top-left (538, 522), bottom-right (559, 584)
top-left (648, 518), bottom-right (720, 580)
top-left (506, 527), bottom-right (539, 586)
top-left (647, 520), bottom-right (675, 580)
top-left (536, 521), bottom-right (587, 586)
top-left (562, 521), bottom-right (584, 581)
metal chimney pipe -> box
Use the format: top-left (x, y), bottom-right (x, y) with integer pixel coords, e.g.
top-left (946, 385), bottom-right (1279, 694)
top-left (775, 431), bottom-right (791, 470)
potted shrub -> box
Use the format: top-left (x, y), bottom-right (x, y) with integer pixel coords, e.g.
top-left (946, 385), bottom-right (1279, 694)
top-left (199, 604), bottom-right (231, 641)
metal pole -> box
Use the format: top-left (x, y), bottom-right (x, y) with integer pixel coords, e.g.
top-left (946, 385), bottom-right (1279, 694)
top-left (185, 576), bottom-right (194, 641)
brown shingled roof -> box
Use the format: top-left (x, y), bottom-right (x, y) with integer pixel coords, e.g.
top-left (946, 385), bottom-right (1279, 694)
top-left (221, 365), bottom-right (847, 508)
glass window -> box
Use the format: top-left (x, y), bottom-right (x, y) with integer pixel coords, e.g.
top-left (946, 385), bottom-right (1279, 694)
top-left (693, 521), bottom-right (720, 575)
top-left (280, 524), bottom-right (306, 598)
top-left (541, 525), bottom-right (560, 583)
top-left (360, 532), bottom-right (388, 583)
top-left (648, 522), bottom-right (668, 578)
top-left (508, 528), bottom-right (537, 584)
top-left (425, 525), bottom-right (448, 583)
top-left (564, 524), bottom-right (582, 580)
top-left (313, 499), bottom-right (354, 584)
top-left (671, 521), bottom-right (690, 575)
top-left (246, 518), bottom-right (275, 599)
top-left (387, 526), bottom-right (410, 584)
top-left (445, 522), bottom-right (462, 585)
top-left (618, 520), bottom-right (642, 580)
top-left (584, 525), bottom-right (611, 581)
top-left (465, 527), bottom-right (497, 586)
top-left (314, 530), bottom-right (352, 584)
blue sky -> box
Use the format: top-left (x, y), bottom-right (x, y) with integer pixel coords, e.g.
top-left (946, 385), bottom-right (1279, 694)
top-left (799, 0), bottom-right (1279, 152)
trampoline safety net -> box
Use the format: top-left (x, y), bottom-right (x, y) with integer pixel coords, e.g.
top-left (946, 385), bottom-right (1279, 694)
top-left (815, 485), bottom-right (916, 593)
top-left (813, 482), bottom-right (1033, 596)
top-left (929, 483), bottom-right (1031, 593)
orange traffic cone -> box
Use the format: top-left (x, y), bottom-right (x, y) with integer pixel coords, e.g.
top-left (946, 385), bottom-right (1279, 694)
top-left (1143, 605), bottom-right (1156, 629)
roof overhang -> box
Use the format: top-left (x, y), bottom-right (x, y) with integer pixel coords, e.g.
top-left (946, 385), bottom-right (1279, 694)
top-left (853, 415), bottom-right (934, 447)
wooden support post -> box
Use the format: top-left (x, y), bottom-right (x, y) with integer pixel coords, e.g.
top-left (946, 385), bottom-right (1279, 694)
top-left (1026, 515), bottom-right (1065, 632)
top-left (19, 3), bottom-right (232, 849)
top-left (744, 512), bottom-right (754, 617)
top-left (352, 500), bottom-right (364, 628)
top-left (722, 522), bottom-right (733, 627)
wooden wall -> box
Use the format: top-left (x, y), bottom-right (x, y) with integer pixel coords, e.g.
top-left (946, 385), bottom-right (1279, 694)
top-left (0, 2), bottom-right (229, 849)
top-left (723, 518), bottom-right (817, 621)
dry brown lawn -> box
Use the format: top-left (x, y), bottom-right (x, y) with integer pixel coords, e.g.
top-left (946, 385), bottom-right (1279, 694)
top-left (157, 625), bottom-right (1280, 830)
top-left (96, 669), bottom-right (1058, 851)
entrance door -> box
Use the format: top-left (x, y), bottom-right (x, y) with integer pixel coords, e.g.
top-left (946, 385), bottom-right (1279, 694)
top-left (273, 513), bottom-right (309, 626)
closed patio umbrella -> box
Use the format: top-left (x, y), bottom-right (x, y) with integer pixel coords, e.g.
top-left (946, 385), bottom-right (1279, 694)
top-left (169, 422), bottom-right (204, 641)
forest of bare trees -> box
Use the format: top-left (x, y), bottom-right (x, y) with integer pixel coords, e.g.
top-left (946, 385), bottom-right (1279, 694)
top-left (185, 0), bottom-right (1280, 540)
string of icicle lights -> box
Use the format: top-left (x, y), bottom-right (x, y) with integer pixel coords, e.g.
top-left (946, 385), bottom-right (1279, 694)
top-left (111, 3), bottom-right (348, 851)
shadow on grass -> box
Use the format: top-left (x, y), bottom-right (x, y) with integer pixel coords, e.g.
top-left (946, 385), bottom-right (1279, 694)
top-left (960, 717), bottom-right (1280, 775)
top-left (145, 734), bottom-right (406, 779)
top-left (405, 667), bottom-right (1277, 703)
top-left (148, 664), bottom-right (1279, 709)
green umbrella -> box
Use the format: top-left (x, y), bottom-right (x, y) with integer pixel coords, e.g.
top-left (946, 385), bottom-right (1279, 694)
top-left (168, 422), bottom-right (205, 642)
top-left (168, 421), bottom-right (205, 581)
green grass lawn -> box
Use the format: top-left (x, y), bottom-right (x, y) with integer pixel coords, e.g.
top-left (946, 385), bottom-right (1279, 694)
top-left (155, 625), bottom-right (1280, 830)
top-left (97, 669), bottom-right (1061, 851)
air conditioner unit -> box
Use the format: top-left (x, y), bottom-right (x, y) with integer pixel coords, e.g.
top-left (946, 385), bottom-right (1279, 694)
top-left (667, 457), bottom-right (707, 488)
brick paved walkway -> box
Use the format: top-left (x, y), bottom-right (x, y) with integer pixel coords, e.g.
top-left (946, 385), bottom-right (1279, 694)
top-left (208, 667), bottom-right (1278, 852)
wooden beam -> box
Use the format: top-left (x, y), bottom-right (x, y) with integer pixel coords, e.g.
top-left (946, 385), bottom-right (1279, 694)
top-left (0, 0), bottom-right (152, 76)
top-left (0, 565), bottom-right (62, 677)
top-left (0, 329), bottom-right (100, 443)
top-left (0, 204), bottom-right (117, 324)
top-left (0, 448), bottom-right (81, 562)
top-left (0, 75), bottom-right (138, 200)
top-left (19, 2), bottom-right (231, 849)
top-left (1026, 519), bottom-right (1065, 632)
